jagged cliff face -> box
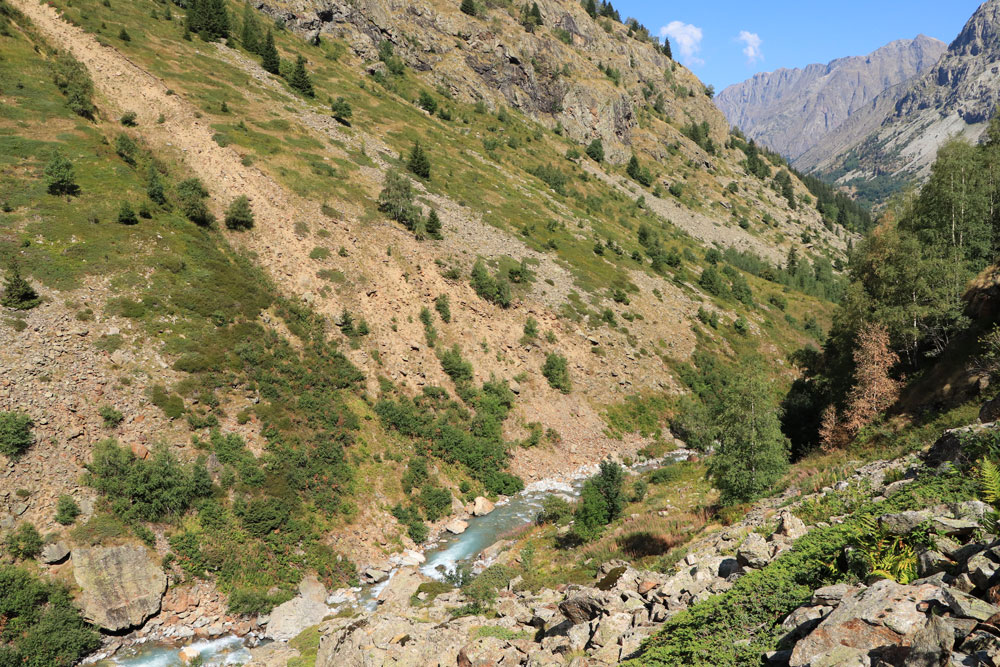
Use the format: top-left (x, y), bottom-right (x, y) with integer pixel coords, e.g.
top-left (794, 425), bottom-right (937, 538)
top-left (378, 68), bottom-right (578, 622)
top-left (799, 0), bottom-right (1000, 183)
top-left (715, 35), bottom-right (946, 163)
top-left (257, 0), bottom-right (723, 162)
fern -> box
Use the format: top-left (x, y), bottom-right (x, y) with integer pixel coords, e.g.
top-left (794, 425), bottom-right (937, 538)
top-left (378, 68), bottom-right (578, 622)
top-left (850, 514), bottom-right (917, 584)
top-left (978, 457), bottom-right (1000, 505)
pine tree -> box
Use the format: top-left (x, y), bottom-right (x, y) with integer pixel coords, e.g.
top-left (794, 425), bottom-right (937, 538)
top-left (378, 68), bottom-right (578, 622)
top-left (117, 202), bottom-right (138, 225)
top-left (1, 264), bottom-right (41, 310)
top-left (425, 208), bottom-right (442, 239)
top-left (584, 0), bottom-right (597, 18)
top-left (240, 0), bottom-right (260, 53)
top-left (661, 38), bottom-right (672, 59)
top-left (44, 153), bottom-right (78, 196)
top-left (708, 361), bottom-right (789, 504)
top-left (224, 195), bottom-right (255, 230)
top-left (260, 29), bottom-right (280, 75)
top-left (531, 2), bottom-right (542, 24)
top-left (146, 165), bottom-right (166, 205)
top-left (288, 55), bottom-right (314, 97)
top-left (460, 0), bottom-right (477, 16)
top-left (842, 323), bottom-right (901, 435)
top-left (407, 141), bottom-right (430, 179)
top-left (585, 138), bottom-right (604, 162)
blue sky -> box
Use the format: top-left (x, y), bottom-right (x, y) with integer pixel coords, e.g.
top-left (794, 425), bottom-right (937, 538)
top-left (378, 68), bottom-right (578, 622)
top-left (610, 0), bottom-right (984, 91)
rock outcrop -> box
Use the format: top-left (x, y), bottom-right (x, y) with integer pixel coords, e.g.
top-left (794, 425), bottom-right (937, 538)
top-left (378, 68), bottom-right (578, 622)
top-left (72, 545), bottom-right (167, 632)
top-left (264, 576), bottom-right (329, 641)
top-left (717, 36), bottom-right (945, 163)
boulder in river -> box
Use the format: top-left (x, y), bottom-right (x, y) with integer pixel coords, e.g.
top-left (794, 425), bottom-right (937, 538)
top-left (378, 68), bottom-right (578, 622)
top-left (472, 496), bottom-right (495, 516)
top-left (73, 544), bottom-right (167, 631)
top-left (265, 576), bottom-right (329, 641)
top-left (445, 518), bottom-right (468, 534)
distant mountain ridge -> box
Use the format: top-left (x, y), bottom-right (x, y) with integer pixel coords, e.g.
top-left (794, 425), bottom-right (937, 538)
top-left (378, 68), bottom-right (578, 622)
top-left (799, 0), bottom-right (1000, 190)
top-left (715, 35), bottom-right (946, 163)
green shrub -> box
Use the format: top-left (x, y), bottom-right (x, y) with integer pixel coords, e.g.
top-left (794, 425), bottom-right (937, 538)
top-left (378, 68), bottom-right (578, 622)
top-left (238, 497), bottom-right (291, 537)
top-left (99, 405), bottom-right (124, 428)
top-left (439, 344), bottom-right (474, 384)
top-left (43, 153), bottom-right (78, 195)
top-left (0, 411), bottom-right (34, 459)
top-left (535, 494), bottom-right (573, 525)
top-left (224, 195), bottom-right (255, 230)
top-left (55, 495), bottom-right (81, 525)
top-left (227, 588), bottom-right (293, 616)
top-left (120, 111), bottom-right (137, 126)
top-left (418, 90), bottom-right (437, 114)
top-left (86, 439), bottom-right (212, 522)
top-left (177, 177), bottom-right (215, 226)
top-left (331, 97), bottom-right (352, 122)
top-left (419, 483), bottom-right (452, 522)
top-left (586, 138), bottom-right (604, 162)
top-left (542, 353), bottom-right (571, 393)
top-left (0, 565), bottom-right (101, 666)
top-left (470, 260), bottom-right (511, 308)
top-left (4, 522), bottom-right (42, 560)
top-left (434, 294), bottom-right (452, 322)
top-left (114, 133), bottom-right (138, 165)
top-left (378, 169), bottom-right (421, 230)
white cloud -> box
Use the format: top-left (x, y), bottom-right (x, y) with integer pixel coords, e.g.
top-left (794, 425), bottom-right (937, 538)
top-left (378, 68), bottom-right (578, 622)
top-left (660, 21), bottom-right (704, 67)
top-left (737, 30), bottom-right (763, 65)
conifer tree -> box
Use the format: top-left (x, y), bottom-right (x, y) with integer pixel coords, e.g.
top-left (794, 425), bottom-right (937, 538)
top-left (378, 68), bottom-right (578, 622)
top-left (662, 38), bottom-right (672, 59)
top-left (288, 55), bottom-right (314, 97)
top-left (146, 165), bottom-right (166, 205)
top-left (240, 0), bottom-right (260, 53)
top-left (460, 0), bottom-right (477, 16)
top-left (585, 0), bottom-right (597, 18)
top-left (425, 208), bottom-right (442, 239)
top-left (224, 195), bottom-right (255, 230)
top-left (117, 202), bottom-right (138, 225)
top-left (1, 264), bottom-right (40, 310)
top-left (407, 141), bottom-right (430, 179)
top-left (585, 138), bottom-right (604, 162)
top-left (260, 29), bottom-right (280, 74)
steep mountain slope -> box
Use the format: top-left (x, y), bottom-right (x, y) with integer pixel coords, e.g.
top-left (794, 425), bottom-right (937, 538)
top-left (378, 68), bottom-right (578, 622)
top-left (0, 0), bottom-right (854, 659)
top-left (716, 35), bottom-right (945, 163)
top-left (800, 0), bottom-right (1000, 200)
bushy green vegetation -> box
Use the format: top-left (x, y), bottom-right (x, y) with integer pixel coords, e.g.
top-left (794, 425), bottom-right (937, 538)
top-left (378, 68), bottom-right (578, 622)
top-left (542, 353), bottom-right (571, 393)
top-left (86, 439), bottom-right (213, 523)
top-left (470, 260), bottom-right (512, 308)
top-left (0, 565), bottom-right (101, 667)
top-left (376, 378), bottom-right (524, 497)
top-left (54, 495), bottom-right (81, 525)
top-left (4, 522), bottom-right (42, 560)
top-left (571, 460), bottom-right (625, 542)
top-left (0, 411), bottom-right (34, 459)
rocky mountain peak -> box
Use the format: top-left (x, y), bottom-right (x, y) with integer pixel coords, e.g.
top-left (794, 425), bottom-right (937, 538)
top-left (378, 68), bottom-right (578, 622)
top-left (715, 35), bottom-right (945, 162)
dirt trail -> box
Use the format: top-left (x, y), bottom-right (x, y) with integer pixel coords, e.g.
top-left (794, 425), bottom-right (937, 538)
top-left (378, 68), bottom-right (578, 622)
top-left (10, 0), bottom-right (674, 485)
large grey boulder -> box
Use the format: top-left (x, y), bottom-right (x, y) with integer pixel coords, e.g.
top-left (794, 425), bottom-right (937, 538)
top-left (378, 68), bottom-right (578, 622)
top-left (737, 532), bottom-right (772, 569)
top-left (789, 579), bottom-right (942, 667)
top-left (558, 594), bottom-right (603, 625)
top-left (73, 545), bottom-right (167, 631)
top-left (265, 576), bottom-right (329, 641)
top-left (41, 541), bottom-right (70, 564)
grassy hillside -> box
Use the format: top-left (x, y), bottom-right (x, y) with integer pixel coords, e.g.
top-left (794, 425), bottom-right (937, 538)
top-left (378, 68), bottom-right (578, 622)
top-left (0, 0), bottom-right (851, 620)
